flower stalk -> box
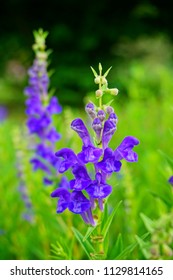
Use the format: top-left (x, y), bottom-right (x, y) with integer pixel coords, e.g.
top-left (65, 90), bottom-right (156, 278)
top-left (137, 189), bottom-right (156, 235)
top-left (51, 63), bottom-right (139, 233)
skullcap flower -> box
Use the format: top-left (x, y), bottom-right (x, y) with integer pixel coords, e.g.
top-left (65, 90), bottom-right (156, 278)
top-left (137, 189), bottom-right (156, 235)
top-left (114, 136), bottom-right (139, 162)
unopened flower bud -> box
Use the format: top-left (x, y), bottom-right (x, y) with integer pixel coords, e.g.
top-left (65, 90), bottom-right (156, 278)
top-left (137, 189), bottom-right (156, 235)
top-left (97, 110), bottom-right (105, 122)
top-left (94, 76), bottom-right (101, 84)
top-left (106, 106), bottom-right (114, 115)
top-left (85, 103), bottom-right (96, 119)
top-left (162, 244), bottom-right (173, 257)
top-left (150, 245), bottom-right (160, 259)
top-left (95, 89), bottom-right (103, 98)
top-left (109, 88), bottom-right (119, 96)
top-left (92, 118), bottom-right (102, 139)
top-left (108, 113), bottom-right (118, 124)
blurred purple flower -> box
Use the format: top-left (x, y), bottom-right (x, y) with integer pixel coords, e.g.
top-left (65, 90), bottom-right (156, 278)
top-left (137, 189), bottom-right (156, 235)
top-left (0, 106), bottom-right (7, 122)
top-left (24, 51), bottom-right (62, 185)
top-left (168, 176), bottom-right (173, 186)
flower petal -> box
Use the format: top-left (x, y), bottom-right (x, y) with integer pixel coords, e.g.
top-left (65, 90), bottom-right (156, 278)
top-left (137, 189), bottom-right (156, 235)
top-left (55, 148), bottom-right (78, 173)
top-left (102, 120), bottom-right (116, 149)
top-left (114, 136), bottom-right (139, 162)
top-left (70, 164), bottom-right (92, 190)
top-left (97, 148), bottom-right (122, 173)
top-left (51, 188), bottom-right (71, 213)
top-left (86, 177), bottom-right (112, 198)
top-left (68, 191), bottom-right (91, 214)
top-left (78, 145), bottom-right (102, 163)
top-left (71, 118), bottom-right (91, 146)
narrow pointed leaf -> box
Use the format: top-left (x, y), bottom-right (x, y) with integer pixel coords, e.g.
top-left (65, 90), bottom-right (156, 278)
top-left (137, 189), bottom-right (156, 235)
top-left (158, 149), bottom-right (173, 169)
top-left (101, 200), bottom-right (122, 239)
top-left (108, 233), bottom-right (123, 259)
top-left (135, 235), bottom-right (151, 259)
top-left (114, 232), bottom-right (149, 260)
top-left (72, 227), bottom-right (95, 260)
top-left (83, 226), bottom-right (96, 241)
top-left (90, 66), bottom-right (98, 78)
top-left (104, 66), bottom-right (112, 77)
top-left (140, 213), bottom-right (155, 233)
top-left (150, 190), bottom-right (173, 208)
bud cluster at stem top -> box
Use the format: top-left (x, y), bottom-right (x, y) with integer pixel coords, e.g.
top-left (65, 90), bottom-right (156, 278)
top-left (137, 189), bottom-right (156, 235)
top-left (91, 63), bottom-right (119, 109)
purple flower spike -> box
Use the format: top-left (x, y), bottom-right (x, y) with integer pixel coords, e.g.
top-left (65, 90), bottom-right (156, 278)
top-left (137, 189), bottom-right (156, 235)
top-left (97, 147), bottom-right (122, 174)
top-left (51, 188), bottom-right (71, 213)
top-left (70, 164), bottom-right (92, 191)
top-left (168, 176), bottom-right (173, 186)
top-left (71, 118), bottom-right (91, 147)
top-left (68, 191), bottom-right (91, 214)
top-left (78, 145), bottom-right (102, 163)
top-left (92, 118), bottom-right (102, 140)
top-left (86, 172), bottom-right (112, 199)
top-left (114, 136), bottom-right (139, 162)
top-left (55, 148), bottom-right (78, 173)
top-left (102, 120), bottom-right (116, 149)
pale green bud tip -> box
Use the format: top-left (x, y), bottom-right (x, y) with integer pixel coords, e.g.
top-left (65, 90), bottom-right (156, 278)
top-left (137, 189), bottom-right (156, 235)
top-left (99, 63), bottom-right (102, 73)
top-left (95, 89), bottom-right (103, 98)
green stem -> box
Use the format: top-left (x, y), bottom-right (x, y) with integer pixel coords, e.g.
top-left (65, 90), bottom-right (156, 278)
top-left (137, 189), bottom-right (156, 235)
top-left (90, 205), bottom-right (105, 260)
top-left (99, 97), bottom-right (102, 109)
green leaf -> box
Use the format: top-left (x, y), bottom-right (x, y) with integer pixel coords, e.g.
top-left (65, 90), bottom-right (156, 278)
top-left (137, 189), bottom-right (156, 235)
top-left (103, 66), bottom-right (112, 77)
top-left (108, 233), bottom-right (123, 259)
top-left (90, 66), bottom-right (98, 78)
top-left (104, 99), bottom-right (114, 107)
top-left (114, 232), bottom-right (149, 260)
top-left (83, 226), bottom-right (96, 241)
top-left (140, 213), bottom-right (155, 233)
top-left (72, 227), bottom-right (95, 260)
top-left (150, 190), bottom-right (173, 208)
top-left (101, 200), bottom-right (122, 239)
top-left (158, 149), bottom-right (173, 169)
top-left (135, 235), bottom-right (151, 259)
